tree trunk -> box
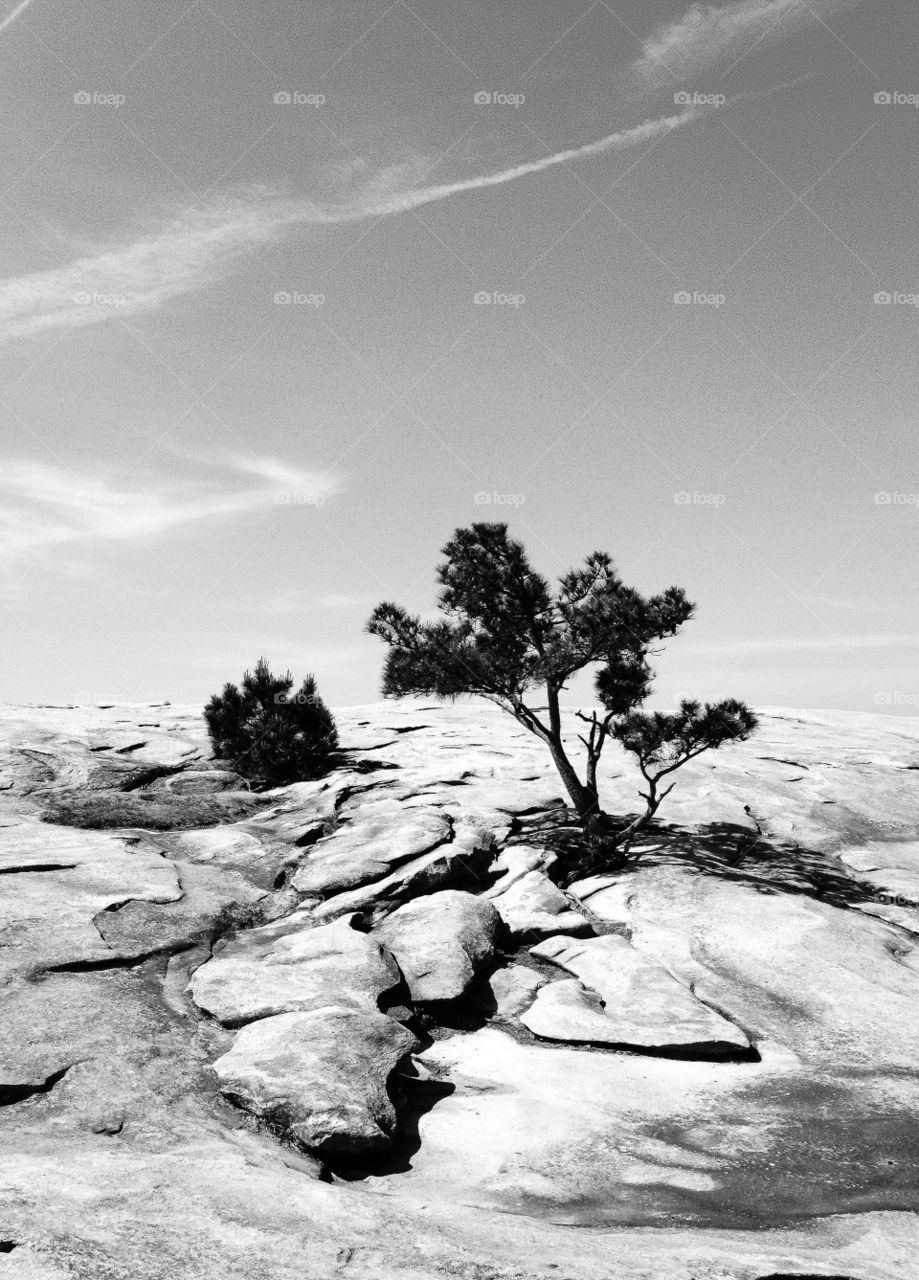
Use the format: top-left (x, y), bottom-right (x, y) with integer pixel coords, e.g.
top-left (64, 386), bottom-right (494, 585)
top-left (545, 736), bottom-right (604, 825)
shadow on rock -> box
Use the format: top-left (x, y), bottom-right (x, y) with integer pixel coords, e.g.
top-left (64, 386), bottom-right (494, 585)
top-left (326, 1058), bottom-right (456, 1182)
top-left (511, 809), bottom-right (880, 911)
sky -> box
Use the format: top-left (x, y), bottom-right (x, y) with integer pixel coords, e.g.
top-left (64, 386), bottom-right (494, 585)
top-left (0, 0), bottom-right (917, 714)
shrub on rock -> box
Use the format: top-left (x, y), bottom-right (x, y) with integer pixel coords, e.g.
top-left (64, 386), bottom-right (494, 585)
top-left (204, 658), bottom-right (338, 786)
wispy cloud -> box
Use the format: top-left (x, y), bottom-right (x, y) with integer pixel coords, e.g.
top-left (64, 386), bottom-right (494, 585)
top-left (0, 0), bottom-right (37, 36)
top-left (630, 0), bottom-right (862, 88)
top-left (0, 195), bottom-right (304, 343)
top-left (0, 109), bottom-right (698, 345)
top-left (0, 0), bottom-right (864, 345)
top-left (0, 455), bottom-right (340, 564)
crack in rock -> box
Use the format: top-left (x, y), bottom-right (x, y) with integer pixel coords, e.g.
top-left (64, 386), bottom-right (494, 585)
top-left (0, 863), bottom-right (78, 874)
top-left (0, 1064), bottom-right (71, 1106)
top-left (43, 942), bottom-right (196, 973)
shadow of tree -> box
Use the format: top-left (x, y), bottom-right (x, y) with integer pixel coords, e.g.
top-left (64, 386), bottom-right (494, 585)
top-left (509, 809), bottom-right (878, 911)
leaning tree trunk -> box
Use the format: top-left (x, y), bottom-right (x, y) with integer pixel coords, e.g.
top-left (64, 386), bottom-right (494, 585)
top-left (544, 737), bottom-right (597, 816)
top-left (539, 721), bottom-right (661, 861)
top-left (543, 736), bottom-right (617, 848)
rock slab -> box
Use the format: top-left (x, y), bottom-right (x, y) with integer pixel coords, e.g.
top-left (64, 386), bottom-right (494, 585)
top-left (373, 889), bottom-right (501, 1002)
top-left (190, 911), bottom-right (401, 1026)
top-left (212, 1005), bottom-right (418, 1155)
top-left (524, 933), bottom-right (750, 1054)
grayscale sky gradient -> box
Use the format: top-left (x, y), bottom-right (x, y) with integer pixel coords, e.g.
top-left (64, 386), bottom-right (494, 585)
top-left (1, 0), bottom-right (916, 713)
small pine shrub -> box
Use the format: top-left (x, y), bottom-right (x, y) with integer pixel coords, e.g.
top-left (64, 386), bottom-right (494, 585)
top-left (204, 658), bottom-right (338, 786)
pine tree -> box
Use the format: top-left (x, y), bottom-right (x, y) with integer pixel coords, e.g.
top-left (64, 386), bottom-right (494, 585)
top-left (367, 523), bottom-right (756, 859)
top-left (204, 658), bottom-right (338, 786)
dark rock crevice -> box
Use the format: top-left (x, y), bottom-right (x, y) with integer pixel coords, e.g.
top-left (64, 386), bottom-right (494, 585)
top-left (0, 1064), bottom-right (71, 1107)
top-left (0, 863), bottom-right (78, 875)
top-left (43, 942), bottom-right (197, 973)
top-left (327, 1061), bottom-right (456, 1182)
top-left (118, 762), bottom-right (194, 792)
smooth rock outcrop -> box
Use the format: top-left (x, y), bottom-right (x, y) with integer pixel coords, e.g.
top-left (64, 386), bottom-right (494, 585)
top-left (3, 700), bottom-right (919, 1279)
top-left (373, 889), bottom-right (501, 1002)
top-left (575, 863), bottom-right (919, 1070)
top-left (190, 912), bottom-right (401, 1026)
top-left (524, 933), bottom-right (751, 1054)
top-left (212, 1006), bottom-right (418, 1155)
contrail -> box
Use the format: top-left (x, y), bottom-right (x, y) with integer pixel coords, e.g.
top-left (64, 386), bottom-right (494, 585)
top-left (0, 104), bottom-right (705, 341)
top-left (335, 107), bottom-right (700, 221)
top-left (0, 0), bottom-right (36, 35)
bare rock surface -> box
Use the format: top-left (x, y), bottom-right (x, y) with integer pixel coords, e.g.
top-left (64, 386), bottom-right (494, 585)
top-left (0, 699), bottom-right (918, 1278)
top-left (290, 806), bottom-right (453, 897)
top-left (523, 932), bottom-right (751, 1054)
top-left (572, 865), bottom-right (919, 1070)
top-left (212, 1006), bottom-right (418, 1155)
top-left (191, 912), bottom-right (401, 1026)
top-left (372, 888), bottom-right (501, 1001)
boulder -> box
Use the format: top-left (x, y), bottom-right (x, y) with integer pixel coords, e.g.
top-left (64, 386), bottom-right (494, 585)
top-left (190, 912), bottom-right (401, 1026)
top-left (490, 869), bottom-right (590, 938)
top-left (487, 964), bottom-right (546, 1018)
top-left (373, 889), bottom-right (501, 1002)
top-left (212, 1006), bottom-right (418, 1155)
top-left (524, 933), bottom-right (750, 1054)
